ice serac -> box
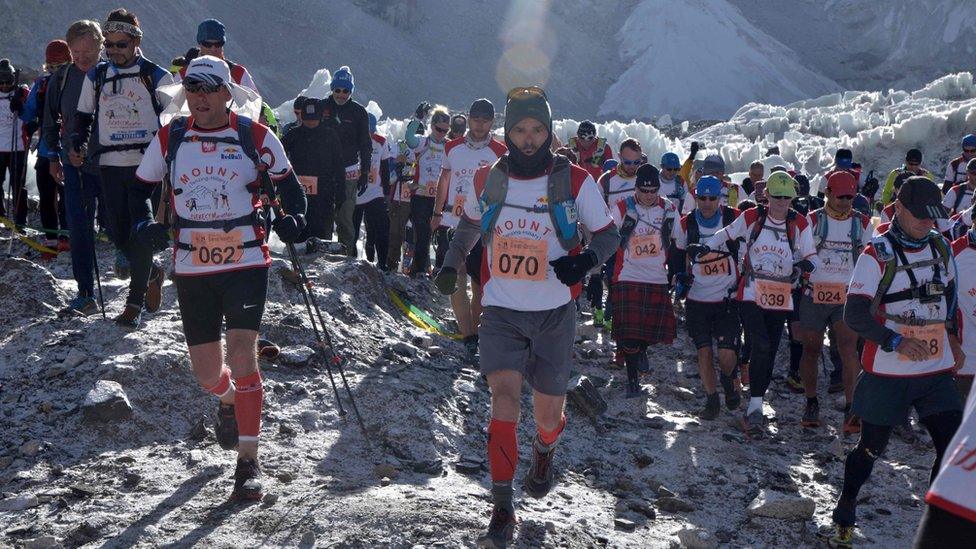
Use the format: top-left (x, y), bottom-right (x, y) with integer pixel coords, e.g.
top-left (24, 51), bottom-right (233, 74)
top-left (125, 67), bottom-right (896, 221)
top-left (599, 0), bottom-right (840, 121)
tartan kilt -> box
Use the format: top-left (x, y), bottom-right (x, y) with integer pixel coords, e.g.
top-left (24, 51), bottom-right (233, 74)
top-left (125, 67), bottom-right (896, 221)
top-left (611, 281), bottom-right (676, 344)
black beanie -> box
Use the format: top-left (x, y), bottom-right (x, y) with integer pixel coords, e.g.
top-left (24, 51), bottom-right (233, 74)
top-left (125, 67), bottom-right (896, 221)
top-left (504, 89), bottom-right (551, 134)
top-left (0, 59), bottom-right (15, 84)
top-left (503, 87), bottom-right (553, 178)
top-left (635, 164), bottom-right (660, 188)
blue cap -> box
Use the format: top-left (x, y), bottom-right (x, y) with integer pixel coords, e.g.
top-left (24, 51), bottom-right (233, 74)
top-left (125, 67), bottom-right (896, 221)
top-left (661, 152), bottom-right (680, 169)
top-left (331, 66), bottom-right (354, 92)
top-left (197, 19), bottom-right (226, 43)
top-left (368, 113), bottom-right (377, 133)
top-left (963, 134), bottom-right (976, 148)
top-left (695, 175), bottom-right (722, 197)
top-left (603, 159), bottom-right (618, 172)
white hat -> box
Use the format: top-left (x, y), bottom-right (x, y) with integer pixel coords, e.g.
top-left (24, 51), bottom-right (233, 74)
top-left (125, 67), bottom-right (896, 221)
top-left (157, 55), bottom-right (261, 125)
top-left (183, 55), bottom-right (231, 86)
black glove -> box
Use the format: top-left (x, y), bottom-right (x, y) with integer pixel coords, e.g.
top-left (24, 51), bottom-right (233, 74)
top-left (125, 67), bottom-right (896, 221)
top-left (134, 221), bottom-right (170, 252)
top-left (689, 141), bottom-right (700, 158)
top-left (685, 243), bottom-right (711, 259)
top-left (9, 94), bottom-right (23, 114)
top-left (862, 170), bottom-right (879, 199)
top-left (674, 272), bottom-right (693, 300)
top-left (433, 266), bottom-right (458, 295)
top-left (414, 101), bottom-right (432, 121)
top-left (549, 250), bottom-right (597, 286)
top-left (791, 259), bottom-right (815, 283)
top-left (273, 214), bottom-right (304, 243)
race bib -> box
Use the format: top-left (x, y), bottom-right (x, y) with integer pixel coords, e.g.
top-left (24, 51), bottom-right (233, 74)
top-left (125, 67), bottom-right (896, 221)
top-left (424, 182), bottom-right (438, 197)
top-left (191, 230), bottom-right (244, 267)
top-left (813, 282), bottom-right (846, 305)
top-left (399, 184), bottom-right (413, 201)
top-left (629, 233), bottom-right (662, 258)
top-left (452, 195), bottom-right (466, 218)
top-left (898, 323), bottom-right (945, 362)
top-left (344, 164), bottom-right (361, 181)
top-left (754, 279), bottom-right (791, 311)
top-left (698, 252), bottom-right (731, 277)
top-left (298, 175), bottom-right (318, 196)
top-left (491, 236), bottom-right (548, 281)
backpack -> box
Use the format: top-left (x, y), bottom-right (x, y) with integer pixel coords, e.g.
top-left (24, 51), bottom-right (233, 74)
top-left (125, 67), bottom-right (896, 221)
top-left (618, 195), bottom-right (675, 252)
top-left (811, 208), bottom-right (865, 262)
top-left (162, 115), bottom-right (265, 251)
top-left (869, 230), bottom-right (953, 327)
top-left (950, 183), bottom-right (974, 215)
top-left (686, 206), bottom-right (740, 261)
top-left (569, 136), bottom-right (607, 168)
top-left (89, 58), bottom-right (166, 157)
top-left (740, 205), bottom-right (798, 282)
top-left (477, 154), bottom-right (581, 251)
top-left (950, 156), bottom-right (968, 186)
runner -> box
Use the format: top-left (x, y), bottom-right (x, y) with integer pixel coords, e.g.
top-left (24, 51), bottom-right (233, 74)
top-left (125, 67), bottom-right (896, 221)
top-left (951, 225), bottom-right (976, 402)
top-left (609, 164), bottom-right (677, 397)
top-left (132, 56), bottom-right (307, 501)
top-left (321, 66), bottom-right (371, 258)
top-left (829, 176), bottom-right (963, 547)
top-left (353, 112), bottom-right (391, 270)
top-left (0, 58), bottom-right (29, 226)
top-left (175, 19), bottom-right (260, 95)
top-left (70, 8), bottom-right (172, 328)
top-left (881, 148), bottom-right (934, 206)
top-left (693, 171), bottom-right (816, 437)
top-left (448, 113), bottom-right (466, 140)
top-left (741, 160), bottom-right (764, 198)
top-left (674, 175), bottom-right (743, 418)
top-left (432, 86), bottom-right (619, 548)
top-left (598, 138), bottom-right (642, 204)
top-left (568, 120), bottom-right (612, 181)
top-left (943, 134), bottom-right (976, 194)
top-left (795, 171), bottom-right (871, 431)
top-left (702, 154), bottom-right (741, 207)
top-left (943, 157), bottom-right (976, 217)
top-left (42, 19), bottom-right (106, 315)
top-left (388, 132), bottom-right (418, 272)
top-left (431, 98), bottom-right (506, 358)
top-left (281, 97), bottom-right (344, 252)
top-left (405, 103), bottom-right (448, 276)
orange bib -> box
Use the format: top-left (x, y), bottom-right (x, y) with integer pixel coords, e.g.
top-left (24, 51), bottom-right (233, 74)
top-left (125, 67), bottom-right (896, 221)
top-left (191, 230), bottom-right (244, 267)
top-left (754, 279), bottom-right (791, 311)
top-left (491, 236), bottom-right (548, 281)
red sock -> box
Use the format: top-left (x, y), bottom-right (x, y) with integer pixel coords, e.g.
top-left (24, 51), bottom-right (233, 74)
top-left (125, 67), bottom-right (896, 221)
top-left (487, 418), bottom-right (518, 482)
top-left (234, 372), bottom-right (263, 442)
top-left (537, 415), bottom-right (566, 447)
top-left (204, 367), bottom-right (233, 398)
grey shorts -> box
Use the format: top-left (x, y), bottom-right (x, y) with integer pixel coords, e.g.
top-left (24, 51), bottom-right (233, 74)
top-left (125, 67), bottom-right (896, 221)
top-left (797, 294), bottom-right (845, 333)
top-left (851, 371), bottom-right (962, 426)
top-left (479, 301), bottom-right (576, 396)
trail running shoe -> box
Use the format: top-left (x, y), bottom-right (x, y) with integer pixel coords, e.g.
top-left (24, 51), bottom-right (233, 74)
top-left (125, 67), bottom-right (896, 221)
top-left (523, 439), bottom-right (556, 499)
top-left (829, 499), bottom-right (856, 548)
top-left (699, 393), bottom-right (721, 420)
top-left (114, 303), bottom-right (142, 329)
top-left (742, 408), bottom-right (765, 439)
top-left (625, 379), bottom-right (644, 399)
top-left (801, 399), bottom-right (821, 428)
top-left (477, 504), bottom-right (516, 548)
top-left (720, 373), bottom-right (741, 410)
top-left (144, 264), bottom-right (165, 313)
top-left (827, 525), bottom-right (854, 548)
top-left (786, 373), bottom-right (805, 394)
top-left (257, 338), bottom-right (281, 361)
top-left (66, 296), bottom-right (99, 316)
top-left (115, 251), bottom-right (130, 280)
top-left (231, 458), bottom-right (262, 501)
top-left (216, 403), bottom-right (239, 451)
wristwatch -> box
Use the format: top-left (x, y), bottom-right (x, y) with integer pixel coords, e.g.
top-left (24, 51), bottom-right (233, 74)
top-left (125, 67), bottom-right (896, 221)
top-left (882, 332), bottom-right (902, 353)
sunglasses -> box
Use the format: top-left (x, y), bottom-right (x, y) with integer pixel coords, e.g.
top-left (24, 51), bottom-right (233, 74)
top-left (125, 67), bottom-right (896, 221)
top-left (769, 195), bottom-right (793, 201)
top-left (433, 125), bottom-right (449, 133)
top-left (507, 85), bottom-right (547, 101)
top-left (696, 195), bottom-right (718, 201)
top-left (199, 41), bottom-right (225, 48)
top-left (333, 88), bottom-right (351, 95)
top-left (965, 148), bottom-right (976, 153)
top-left (184, 81), bottom-right (223, 94)
top-left (578, 132), bottom-right (595, 139)
top-left (104, 40), bottom-right (131, 49)
top-left (835, 194), bottom-right (855, 200)
top-left (620, 158), bottom-right (644, 166)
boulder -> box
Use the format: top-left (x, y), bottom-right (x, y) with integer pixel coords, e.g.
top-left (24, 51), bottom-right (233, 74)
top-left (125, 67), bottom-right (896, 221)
top-left (747, 489), bottom-right (816, 520)
top-left (81, 380), bottom-right (132, 422)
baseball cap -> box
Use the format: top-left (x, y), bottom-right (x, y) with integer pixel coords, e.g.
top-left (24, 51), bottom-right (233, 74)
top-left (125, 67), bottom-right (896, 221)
top-left (827, 171), bottom-right (857, 195)
top-left (635, 164), bottom-right (660, 189)
top-left (661, 152), bottom-right (681, 170)
top-left (301, 99), bottom-right (321, 120)
top-left (898, 176), bottom-right (948, 219)
top-left (702, 154), bottom-right (725, 175)
top-left (695, 175), bottom-right (722, 197)
top-left (469, 98), bottom-right (494, 119)
top-left (835, 148), bottom-right (853, 169)
top-left (183, 55), bottom-right (230, 87)
top-left (766, 171), bottom-right (797, 198)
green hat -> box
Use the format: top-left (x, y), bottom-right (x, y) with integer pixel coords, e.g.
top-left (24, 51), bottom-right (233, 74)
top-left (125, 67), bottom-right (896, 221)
top-left (504, 86), bottom-right (551, 134)
top-left (766, 171), bottom-right (797, 198)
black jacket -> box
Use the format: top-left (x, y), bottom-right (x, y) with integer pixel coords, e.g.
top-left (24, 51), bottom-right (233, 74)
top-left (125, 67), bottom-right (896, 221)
top-left (320, 95), bottom-right (371, 186)
top-left (282, 123), bottom-right (346, 204)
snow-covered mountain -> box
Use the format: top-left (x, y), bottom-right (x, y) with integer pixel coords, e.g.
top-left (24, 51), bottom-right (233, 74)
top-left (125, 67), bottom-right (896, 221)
top-left (0, 0), bottom-right (973, 120)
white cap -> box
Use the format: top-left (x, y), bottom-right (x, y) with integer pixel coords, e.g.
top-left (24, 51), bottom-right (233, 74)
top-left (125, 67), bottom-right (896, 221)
top-left (183, 55), bottom-right (230, 86)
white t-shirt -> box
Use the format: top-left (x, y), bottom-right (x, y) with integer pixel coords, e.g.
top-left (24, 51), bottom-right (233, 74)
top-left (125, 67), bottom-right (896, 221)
top-left (849, 232), bottom-right (957, 377)
top-left (674, 209), bottom-right (741, 303)
top-left (412, 135), bottom-right (446, 199)
top-left (440, 136), bottom-right (506, 229)
top-left (944, 183), bottom-right (976, 215)
top-left (0, 90), bottom-right (25, 152)
top-left (135, 113), bottom-right (291, 276)
top-left (600, 169), bottom-right (636, 204)
top-left (461, 163), bottom-right (614, 311)
top-left (357, 133), bottom-right (392, 205)
top-left (610, 196), bottom-right (676, 285)
top-left (807, 210), bottom-right (872, 287)
top-left (705, 207), bottom-right (816, 311)
top-left (951, 236), bottom-right (976, 376)
top-left (925, 376), bottom-right (976, 520)
top-left (76, 60), bottom-right (174, 167)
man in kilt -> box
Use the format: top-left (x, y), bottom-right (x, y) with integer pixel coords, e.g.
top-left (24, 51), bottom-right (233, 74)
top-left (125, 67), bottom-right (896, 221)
top-left (610, 163), bottom-right (678, 397)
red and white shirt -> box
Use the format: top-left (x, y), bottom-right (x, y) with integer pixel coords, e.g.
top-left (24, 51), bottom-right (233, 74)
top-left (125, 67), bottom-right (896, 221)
top-left (135, 112), bottom-right (291, 276)
top-left (849, 230), bottom-right (956, 376)
top-left (461, 162), bottom-right (614, 311)
top-left (704, 208), bottom-right (815, 311)
top-left (925, 378), bottom-right (976, 521)
top-left (610, 196), bottom-right (676, 285)
top-left (944, 183), bottom-right (976, 215)
top-left (807, 210), bottom-right (872, 298)
top-left (600, 168), bottom-right (637, 204)
top-left (412, 135), bottom-right (446, 200)
top-left (952, 236), bottom-right (976, 376)
top-left (944, 155), bottom-right (973, 188)
top-left (357, 133), bottom-right (392, 206)
top-left (440, 136), bottom-right (506, 229)
top-left (674, 209), bottom-right (741, 303)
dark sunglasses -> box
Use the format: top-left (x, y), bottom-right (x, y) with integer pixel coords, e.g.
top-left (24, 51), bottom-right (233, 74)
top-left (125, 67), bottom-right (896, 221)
top-left (184, 81), bottom-right (223, 94)
top-left (620, 158), bottom-right (644, 166)
top-left (199, 41), bottom-right (225, 48)
top-left (578, 132), bottom-right (595, 139)
top-left (433, 125), bottom-right (449, 133)
top-left (333, 88), bottom-right (351, 95)
top-left (965, 148), bottom-right (976, 153)
top-left (104, 40), bottom-right (131, 49)
top-left (696, 195), bottom-right (718, 201)
top-left (835, 194), bottom-right (855, 200)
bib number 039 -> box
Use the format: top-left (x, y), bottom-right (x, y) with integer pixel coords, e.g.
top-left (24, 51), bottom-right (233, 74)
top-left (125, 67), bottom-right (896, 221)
top-left (754, 279), bottom-right (791, 311)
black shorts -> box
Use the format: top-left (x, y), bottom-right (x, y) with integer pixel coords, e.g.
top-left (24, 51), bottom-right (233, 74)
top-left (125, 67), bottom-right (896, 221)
top-left (174, 267), bottom-right (269, 346)
top-left (464, 238), bottom-right (483, 287)
top-left (685, 299), bottom-right (740, 351)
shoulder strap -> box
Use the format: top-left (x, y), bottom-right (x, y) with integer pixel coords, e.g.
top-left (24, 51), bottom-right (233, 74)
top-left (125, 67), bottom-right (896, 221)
top-left (478, 156), bottom-right (510, 246)
top-left (785, 209), bottom-right (797, 252)
top-left (813, 210), bottom-right (828, 250)
top-left (722, 206), bottom-right (740, 260)
top-left (686, 212), bottom-right (700, 246)
top-left (236, 115), bottom-right (260, 166)
top-left (954, 184), bottom-right (969, 213)
top-left (138, 59), bottom-right (164, 116)
top-left (165, 116), bottom-right (189, 165)
top-left (547, 155), bottom-right (581, 251)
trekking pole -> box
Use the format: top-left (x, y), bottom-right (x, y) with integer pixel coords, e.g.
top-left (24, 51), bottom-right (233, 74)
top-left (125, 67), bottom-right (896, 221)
top-left (257, 166), bottom-right (370, 444)
top-left (73, 138), bottom-right (106, 319)
top-left (5, 69), bottom-right (20, 257)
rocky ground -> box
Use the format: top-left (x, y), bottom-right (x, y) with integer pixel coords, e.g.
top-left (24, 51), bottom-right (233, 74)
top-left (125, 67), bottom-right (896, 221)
top-left (0, 237), bottom-right (936, 548)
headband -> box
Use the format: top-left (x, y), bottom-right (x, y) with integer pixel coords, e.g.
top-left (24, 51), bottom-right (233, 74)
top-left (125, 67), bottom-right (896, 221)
top-left (103, 20), bottom-right (143, 38)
